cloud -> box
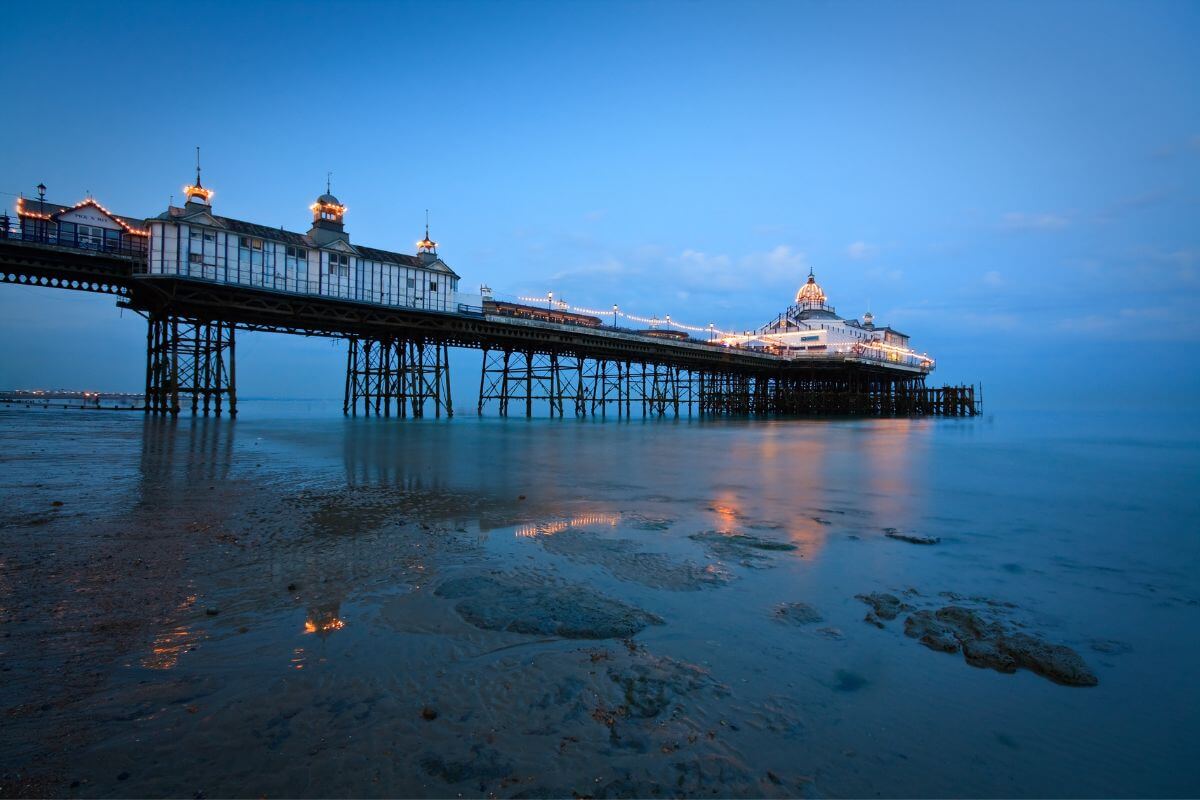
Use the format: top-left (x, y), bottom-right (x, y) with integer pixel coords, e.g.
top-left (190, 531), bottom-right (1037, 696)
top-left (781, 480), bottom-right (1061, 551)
top-left (1054, 306), bottom-right (1197, 340)
top-left (1000, 212), bottom-right (1069, 231)
top-left (582, 210), bottom-right (606, 222)
top-left (865, 265), bottom-right (904, 283)
top-left (846, 241), bottom-right (879, 260)
top-left (982, 270), bottom-right (1004, 288)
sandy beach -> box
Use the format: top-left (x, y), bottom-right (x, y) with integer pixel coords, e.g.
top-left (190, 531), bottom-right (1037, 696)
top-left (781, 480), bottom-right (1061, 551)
top-left (1, 405), bottom-right (1198, 797)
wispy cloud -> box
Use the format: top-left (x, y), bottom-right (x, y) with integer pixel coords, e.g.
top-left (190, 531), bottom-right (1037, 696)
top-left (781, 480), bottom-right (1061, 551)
top-left (982, 270), bottom-right (1004, 288)
top-left (846, 241), bottom-right (879, 260)
top-left (1000, 212), bottom-right (1069, 231)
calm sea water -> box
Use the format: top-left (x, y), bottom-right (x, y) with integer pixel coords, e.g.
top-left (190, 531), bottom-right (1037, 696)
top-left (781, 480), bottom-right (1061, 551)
top-left (0, 403), bottom-right (1197, 798)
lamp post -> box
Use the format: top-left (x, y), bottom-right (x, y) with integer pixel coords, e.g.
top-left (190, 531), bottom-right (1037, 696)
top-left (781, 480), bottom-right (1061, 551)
top-left (612, 304), bottom-right (618, 328)
top-left (547, 291), bottom-right (553, 310)
top-left (708, 323), bottom-right (714, 342)
top-left (36, 183), bottom-right (47, 242)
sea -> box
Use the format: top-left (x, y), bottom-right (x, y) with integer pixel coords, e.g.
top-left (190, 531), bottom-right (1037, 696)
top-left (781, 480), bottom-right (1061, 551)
top-left (0, 401), bottom-right (1197, 798)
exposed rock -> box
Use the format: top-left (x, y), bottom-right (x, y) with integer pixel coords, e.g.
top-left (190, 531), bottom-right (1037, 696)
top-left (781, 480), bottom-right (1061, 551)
top-left (773, 602), bottom-right (823, 626)
top-left (436, 573), bottom-right (663, 639)
top-left (856, 592), bottom-right (910, 621)
top-left (690, 530), bottom-right (798, 568)
top-left (883, 527), bottom-right (939, 545)
top-left (903, 610), bottom-right (961, 652)
top-left (901, 605), bottom-right (1098, 686)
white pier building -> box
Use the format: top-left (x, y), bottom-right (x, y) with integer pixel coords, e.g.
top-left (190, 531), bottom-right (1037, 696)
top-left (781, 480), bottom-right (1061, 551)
top-left (145, 171), bottom-right (460, 311)
top-left (725, 270), bottom-right (933, 370)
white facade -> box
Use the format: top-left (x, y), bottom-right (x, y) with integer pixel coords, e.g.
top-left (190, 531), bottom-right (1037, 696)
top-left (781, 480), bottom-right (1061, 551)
top-left (145, 187), bottom-right (460, 312)
top-left (733, 271), bottom-right (933, 370)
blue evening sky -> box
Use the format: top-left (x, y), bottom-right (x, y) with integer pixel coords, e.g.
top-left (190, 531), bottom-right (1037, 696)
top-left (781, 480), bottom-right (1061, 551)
top-left (1, 0), bottom-right (1197, 411)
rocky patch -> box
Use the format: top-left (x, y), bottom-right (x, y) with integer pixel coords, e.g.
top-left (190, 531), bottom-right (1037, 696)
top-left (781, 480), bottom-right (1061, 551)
top-left (435, 572), bottom-right (663, 639)
top-left (773, 602), bottom-right (823, 626)
top-left (883, 527), bottom-right (940, 545)
top-left (689, 530), bottom-right (798, 568)
top-left (855, 592), bottom-right (912, 627)
top-left (862, 593), bottom-right (1099, 687)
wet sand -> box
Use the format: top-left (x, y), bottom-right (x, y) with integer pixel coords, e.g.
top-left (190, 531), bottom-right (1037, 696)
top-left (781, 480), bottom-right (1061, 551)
top-left (1, 405), bottom-right (1198, 797)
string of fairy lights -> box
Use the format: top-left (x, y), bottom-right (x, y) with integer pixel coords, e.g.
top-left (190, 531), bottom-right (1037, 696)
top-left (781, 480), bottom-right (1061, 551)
top-left (501, 289), bottom-right (933, 365)
top-left (511, 292), bottom-right (743, 338)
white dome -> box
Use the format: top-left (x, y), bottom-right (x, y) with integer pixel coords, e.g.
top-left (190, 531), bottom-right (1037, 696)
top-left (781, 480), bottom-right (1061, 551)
top-left (795, 273), bottom-right (826, 305)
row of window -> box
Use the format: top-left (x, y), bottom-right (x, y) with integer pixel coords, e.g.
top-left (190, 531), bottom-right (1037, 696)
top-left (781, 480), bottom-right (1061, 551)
top-left (180, 229), bottom-right (440, 290)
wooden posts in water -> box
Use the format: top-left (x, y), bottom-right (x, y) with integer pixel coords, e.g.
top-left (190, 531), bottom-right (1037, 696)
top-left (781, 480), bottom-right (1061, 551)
top-left (145, 313), bottom-right (236, 416)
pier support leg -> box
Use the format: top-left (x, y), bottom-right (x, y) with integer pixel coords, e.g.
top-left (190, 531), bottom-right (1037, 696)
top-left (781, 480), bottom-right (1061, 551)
top-left (145, 313), bottom-right (236, 417)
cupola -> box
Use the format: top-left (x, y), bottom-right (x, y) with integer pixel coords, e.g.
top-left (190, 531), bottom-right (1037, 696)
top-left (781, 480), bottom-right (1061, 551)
top-left (309, 174), bottom-right (349, 245)
top-left (795, 268), bottom-right (827, 307)
top-left (863, 310), bottom-right (875, 330)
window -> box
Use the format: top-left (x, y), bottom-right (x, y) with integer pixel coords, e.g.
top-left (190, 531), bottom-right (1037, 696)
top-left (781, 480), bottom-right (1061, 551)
top-left (406, 277), bottom-right (416, 290)
top-left (239, 236), bottom-right (263, 250)
top-left (429, 281), bottom-right (438, 293)
top-left (78, 224), bottom-right (105, 248)
top-left (286, 245), bottom-right (307, 260)
top-left (800, 335), bottom-right (819, 342)
top-left (327, 253), bottom-right (350, 277)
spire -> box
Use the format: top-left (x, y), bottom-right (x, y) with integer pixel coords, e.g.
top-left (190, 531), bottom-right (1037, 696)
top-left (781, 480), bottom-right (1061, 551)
top-left (422, 211), bottom-right (441, 255)
top-left (184, 146), bottom-right (213, 206)
top-left (326, 171), bottom-right (332, 195)
top-left (417, 209), bottom-right (439, 261)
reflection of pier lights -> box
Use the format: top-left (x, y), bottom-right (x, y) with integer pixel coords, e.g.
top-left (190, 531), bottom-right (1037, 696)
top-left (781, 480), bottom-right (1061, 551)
top-left (515, 512), bottom-right (621, 538)
top-left (304, 602), bottom-right (346, 637)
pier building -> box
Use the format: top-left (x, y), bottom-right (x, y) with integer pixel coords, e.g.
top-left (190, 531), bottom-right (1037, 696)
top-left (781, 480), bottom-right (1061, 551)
top-left (146, 171), bottom-right (459, 311)
top-left (731, 269), bottom-right (932, 370)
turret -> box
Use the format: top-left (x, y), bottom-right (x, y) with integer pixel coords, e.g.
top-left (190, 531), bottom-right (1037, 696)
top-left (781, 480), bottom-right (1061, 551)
top-left (183, 147), bottom-right (213, 211)
top-left (416, 212), bottom-right (438, 265)
top-left (309, 174), bottom-right (348, 245)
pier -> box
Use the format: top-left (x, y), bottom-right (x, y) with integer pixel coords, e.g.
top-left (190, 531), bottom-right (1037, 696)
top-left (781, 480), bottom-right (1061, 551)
top-left (0, 184), bottom-right (979, 419)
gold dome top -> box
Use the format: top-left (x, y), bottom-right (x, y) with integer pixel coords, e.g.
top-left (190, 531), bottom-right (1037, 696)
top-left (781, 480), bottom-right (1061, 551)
top-left (795, 271), bottom-right (826, 305)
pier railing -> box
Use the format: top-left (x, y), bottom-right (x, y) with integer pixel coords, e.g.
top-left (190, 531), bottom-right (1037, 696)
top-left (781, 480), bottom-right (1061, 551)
top-left (0, 219), bottom-right (148, 259)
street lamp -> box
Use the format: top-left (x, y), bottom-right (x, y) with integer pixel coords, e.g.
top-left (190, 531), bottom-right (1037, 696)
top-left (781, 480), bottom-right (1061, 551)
top-left (547, 291), bottom-right (553, 310)
top-left (36, 183), bottom-right (47, 242)
top-left (708, 323), bottom-right (714, 342)
top-left (612, 304), bottom-right (618, 327)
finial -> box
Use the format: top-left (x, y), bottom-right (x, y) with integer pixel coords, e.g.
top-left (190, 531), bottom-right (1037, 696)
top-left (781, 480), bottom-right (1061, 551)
top-left (425, 208), bottom-right (430, 239)
top-left (326, 171), bottom-right (332, 194)
top-left (195, 146), bottom-right (202, 188)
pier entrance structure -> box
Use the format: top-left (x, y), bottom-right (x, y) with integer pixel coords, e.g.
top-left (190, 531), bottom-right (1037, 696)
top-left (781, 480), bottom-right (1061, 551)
top-left (0, 177), bottom-right (979, 419)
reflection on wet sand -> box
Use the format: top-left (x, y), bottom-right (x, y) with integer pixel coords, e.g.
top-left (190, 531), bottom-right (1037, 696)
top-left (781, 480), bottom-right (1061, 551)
top-left (515, 512), bottom-right (621, 538)
top-left (2, 407), bottom-right (1194, 799)
top-left (855, 419), bottom-right (931, 526)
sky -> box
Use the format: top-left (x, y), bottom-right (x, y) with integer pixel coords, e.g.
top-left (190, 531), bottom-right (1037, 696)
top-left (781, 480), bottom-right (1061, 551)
top-left (1, 0), bottom-right (1198, 412)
